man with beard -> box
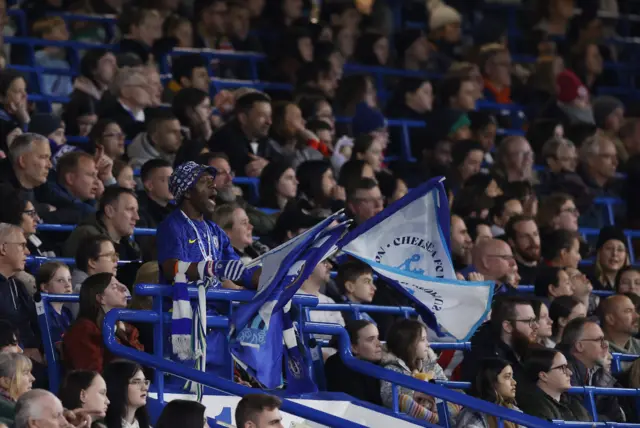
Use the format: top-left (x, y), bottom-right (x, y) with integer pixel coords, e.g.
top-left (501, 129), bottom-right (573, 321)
top-left (156, 161), bottom-right (259, 288)
top-left (197, 152), bottom-right (275, 236)
top-left (505, 215), bottom-right (541, 285)
top-left (450, 214), bottom-right (473, 271)
top-left (461, 296), bottom-right (537, 388)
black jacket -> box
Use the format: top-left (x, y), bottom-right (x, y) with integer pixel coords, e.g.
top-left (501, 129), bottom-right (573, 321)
top-left (97, 97), bottom-right (145, 140)
top-left (207, 119), bottom-right (273, 176)
top-left (0, 274), bottom-right (40, 349)
top-left (324, 353), bottom-right (382, 405)
top-left (518, 385), bottom-right (592, 422)
top-left (136, 191), bottom-right (174, 262)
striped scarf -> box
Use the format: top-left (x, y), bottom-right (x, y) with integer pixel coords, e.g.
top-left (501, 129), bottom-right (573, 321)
top-left (171, 278), bottom-right (211, 401)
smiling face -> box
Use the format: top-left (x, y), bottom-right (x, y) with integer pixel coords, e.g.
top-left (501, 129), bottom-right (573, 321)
top-left (598, 239), bottom-right (627, 274)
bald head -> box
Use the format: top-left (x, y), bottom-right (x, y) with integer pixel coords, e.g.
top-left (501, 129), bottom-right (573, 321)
top-left (600, 295), bottom-right (639, 338)
top-left (472, 238), bottom-right (517, 282)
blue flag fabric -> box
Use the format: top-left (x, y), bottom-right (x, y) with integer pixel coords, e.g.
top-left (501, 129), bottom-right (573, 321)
top-left (338, 177), bottom-right (493, 340)
top-left (229, 215), bottom-right (348, 389)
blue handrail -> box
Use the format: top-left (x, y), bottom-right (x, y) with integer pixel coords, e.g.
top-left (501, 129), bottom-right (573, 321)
top-left (26, 255), bottom-right (137, 267)
top-left (102, 308), bottom-right (368, 427)
top-left (36, 224), bottom-right (157, 235)
top-left (304, 322), bottom-right (555, 427)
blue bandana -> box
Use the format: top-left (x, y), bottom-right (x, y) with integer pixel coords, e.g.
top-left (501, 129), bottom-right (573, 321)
top-left (169, 161), bottom-right (218, 203)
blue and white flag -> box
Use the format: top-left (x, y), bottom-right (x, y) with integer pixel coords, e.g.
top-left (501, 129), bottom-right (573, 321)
top-left (229, 214), bottom-right (348, 389)
top-left (340, 177), bottom-right (455, 280)
top-left (338, 177), bottom-right (493, 340)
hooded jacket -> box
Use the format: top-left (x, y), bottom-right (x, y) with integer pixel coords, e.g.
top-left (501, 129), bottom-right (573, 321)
top-left (517, 384), bottom-right (591, 422)
top-left (0, 274), bottom-right (39, 349)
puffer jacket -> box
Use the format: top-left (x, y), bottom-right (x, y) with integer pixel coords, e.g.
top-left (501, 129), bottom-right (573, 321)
top-left (455, 404), bottom-right (525, 428)
top-left (380, 345), bottom-right (461, 423)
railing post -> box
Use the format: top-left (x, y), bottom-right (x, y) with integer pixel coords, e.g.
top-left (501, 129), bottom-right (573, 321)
top-left (152, 293), bottom-right (165, 403)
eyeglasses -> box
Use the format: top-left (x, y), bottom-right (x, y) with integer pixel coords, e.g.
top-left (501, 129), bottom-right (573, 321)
top-left (487, 254), bottom-right (515, 261)
top-left (3, 242), bottom-right (27, 250)
top-left (560, 207), bottom-right (579, 216)
top-left (23, 209), bottom-right (38, 218)
top-left (550, 364), bottom-right (571, 375)
top-left (510, 318), bottom-right (538, 328)
top-left (580, 337), bottom-right (608, 348)
top-left (97, 252), bottom-right (119, 261)
top-left (129, 379), bottom-right (150, 388)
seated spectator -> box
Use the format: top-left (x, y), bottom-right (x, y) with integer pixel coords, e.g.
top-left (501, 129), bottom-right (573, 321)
top-left (70, 235), bottom-right (119, 307)
top-left (57, 370), bottom-right (109, 423)
top-left (36, 151), bottom-right (100, 222)
top-left (541, 230), bottom-right (581, 269)
top-left (549, 296), bottom-right (588, 347)
top-left (531, 299), bottom-right (554, 348)
top-left (448, 140), bottom-right (484, 192)
top-left (297, 160), bottom-right (345, 218)
top-left (578, 135), bottom-right (620, 222)
top-left (296, 260), bottom-right (344, 327)
top-left (619, 118), bottom-right (640, 165)
top-left (162, 54), bottom-right (209, 104)
top-left (351, 103), bottom-right (388, 151)
top-left (395, 29), bottom-right (430, 72)
top-left (518, 348), bottom-right (591, 422)
top-left (469, 239), bottom-right (519, 291)
top-left (235, 394), bottom-right (283, 428)
top-left (427, 2), bottom-right (462, 69)
top-left (89, 119), bottom-right (126, 161)
top-left (99, 67), bottom-right (153, 140)
top-left (488, 195), bottom-right (523, 237)
top-left (616, 266), bottom-right (640, 296)
top-left (385, 77), bottom-right (432, 157)
top-left (31, 17), bottom-right (73, 97)
top-left (117, 7), bottom-right (161, 65)
top-left (333, 74), bottom-right (376, 134)
top-left (227, 1), bottom-right (262, 54)
top-left (0, 353), bottom-right (34, 420)
top-left (14, 389), bottom-right (93, 428)
top-left (161, 14), bottom-right (194, 50)
top-left (63, 273), bottom-right (143, 372)
top-left (504, 181), bottom-right (538, 219)
top-left (534, 266), bottom-right (574, 301)
top-left (27, 113), bottom-right (74, 169)
top-left (128, 111), bottom-right (183, 172)
top-left (208, 91), bottom-right (273, 177)
top-left (193, 0), bottom-right (233, 51)
top-left (0, 224), bottom-right (41, 364)
top-left (380, 319), bottom-right (460, 423)
top-left (172, 88), bottom-right (213, 151)
top-left (268, 199), bottom-right (324, 247)
top-left (505, 215), bottom-right (541, 285)
top-left (557, 317), bottom-right (625, 422)
top-left (113, 160), bottom-right (135, 190)
top-left (352, 135), bottom-right (384, 173)
top-left (324, 320), bottom-right (382, 405)
top-left (450, 215), bottom-right (473, 272)
top-left (376, 172), bottom-right (408, 205)
top-left (462, 297), bottom-right (536, 383)
top-left (566, 267), bottom-right (596, 315)
top-left (0, 185), bottom-right (50, 258)
top-left (63, 49), bottom-right (116, 134)
top-left (542, 70), bottom-right (594, 128)
top-left (35, 262), bottom-right (73, 346)
top-left (212, 203), bottom-right (268, 263)
top-left (295, 60), bottom-right (338, 101)
top-left (593, 96), bottom-right (625, 162)
top-left (198, 152), bottom-right (276, 236)
top-left (264, 101), bottom-right (324, 168)
top-left (438, 75), bottom-right (476, 114)
top-left (536, 193), bottom-right (580, 234)
top-left (454, 358), bottom-right (522, 428)
top-left (335, 260), bottom-right (376, 322)
top-left (258, 161), bottom-right (297, 211)
top-left (0, 320), bottom-right (22, 354)
top-left (62, 187), bottom-right (141, 286)
top-left (465, 218), bottom-right (493, 245)
top-left (0, 134), bottom-right (51, 219)
top-left (345, 177), bottom-right (383, 226)
top-left (492, 136), bottom-right (535, 186)
top-left (469, 112), bottom-right (498, 164)
top-left (156, 399), bottom-right (207, 428)
top-left (587, 226), bottom-right (629, 290)
top-left (103, 361), bottom-right (150, 428)
top-left (0, 70), bottom-right (29, 155)
top-left (338, 159), bottom-right (375, 191)
top-left (270, 27), bottom-right (314, 84)
top-left (600, 295), bottom-right (640, 367)
top-left (353, 32), bottom-right (389, 67)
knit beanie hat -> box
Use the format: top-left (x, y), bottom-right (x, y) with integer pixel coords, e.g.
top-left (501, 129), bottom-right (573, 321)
top-left (429, 4), bottom-right (461, 31)
top-left (28, 113), bottom-right (63, 137)
top-left (352, 102), bottom-right (387, 136)
top-left (556, 70), bottom-right (588, 104)
top-left (592, 96), bottom-right (624, 129)
top-left (596, 226), bottom-right (628, 251)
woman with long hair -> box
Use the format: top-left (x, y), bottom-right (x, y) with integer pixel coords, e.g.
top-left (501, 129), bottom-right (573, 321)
top-left (518, 348), bottom-right (591, 421)
top-left (589, 226), bottom-right (630, 290)
top-left (58, 370), bottom-right (110, 426)
top-left (258, 161), bottom-right (298, 211)
top-left (548, 296), bottom-right (587, 347)
top-left (455, 358), bottom-right (524, 428)
top-left (156, 399), bottom-right (208, 428)
top-left (531, 300), bottom-right (554, 348)
top-left (103, 361), bottom-right (150, 428)
top-left (63, 273), bottom-right (143, 372)
top-left (380, 319), bottom-right (460, 423)
top-left (0, 353), bottom-right (34, 418)
top-left (296, 159), bottom-right (345, 217)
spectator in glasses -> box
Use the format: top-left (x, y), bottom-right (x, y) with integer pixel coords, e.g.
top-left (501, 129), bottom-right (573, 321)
top-left (0, 185), bottom-right (50, 259)
top-left (346, 178), bottom-right (383, 227)
top-left (492, 136), bottom-right (535, 186)
top-left (537, 193), bottom-right (580, 234)
top-left (471, 239), bottom-right (519, 292)
top-left (557, 317), bottom-right (626, 422)
top-left (518, 348), bottom-right (591, 422)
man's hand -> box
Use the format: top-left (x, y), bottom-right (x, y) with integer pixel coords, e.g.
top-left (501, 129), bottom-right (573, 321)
top-left (64, 408), bottom-right (101, 427)
top-left (23, 348), bottom-right (44, 364)
top-left (468, 272), bottom-right (485, 282)
top-left (245, 154), bottom-right (268, 177)
top-left (94, 146), bottom-right (114, 183)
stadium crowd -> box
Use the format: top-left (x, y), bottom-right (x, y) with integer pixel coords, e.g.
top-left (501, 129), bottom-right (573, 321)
top-left (0, 0), bottom-right (640, 426)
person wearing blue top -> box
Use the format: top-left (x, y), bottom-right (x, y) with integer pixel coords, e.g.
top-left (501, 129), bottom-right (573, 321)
top-left (335, 259), bottom-right (377, 324)
top-left (35, 261), bottom-right (74, 347)
top-left (157, 161), bottom-right (260, 288)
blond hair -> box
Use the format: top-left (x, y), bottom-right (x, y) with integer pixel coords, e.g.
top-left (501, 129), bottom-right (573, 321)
top-left (0, 353), bottom-right (32, 400)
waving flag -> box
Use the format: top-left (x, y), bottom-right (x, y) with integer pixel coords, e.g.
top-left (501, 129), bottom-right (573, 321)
top-left (229, 214), bottom-right (348, 389)
top-left (338, 177), bottom-right (493, 340)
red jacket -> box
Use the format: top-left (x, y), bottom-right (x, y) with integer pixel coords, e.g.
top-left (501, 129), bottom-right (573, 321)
top-left (62, 318), bottom-right (144, 372)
